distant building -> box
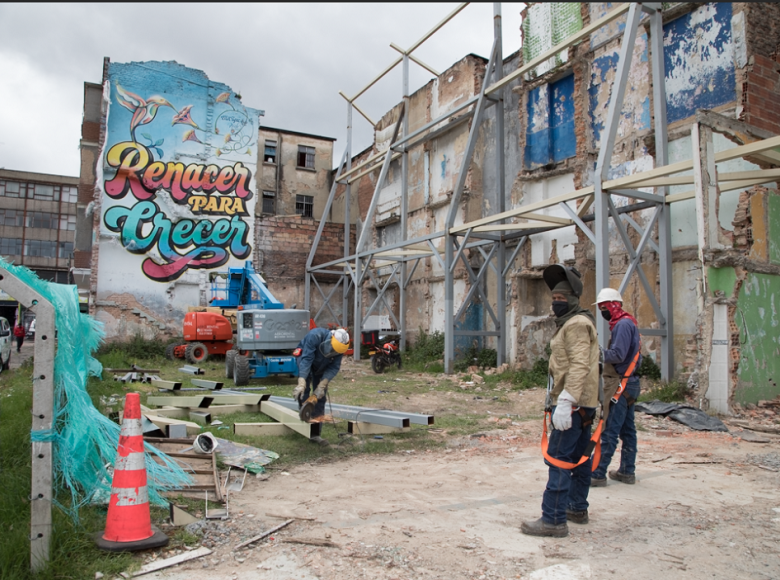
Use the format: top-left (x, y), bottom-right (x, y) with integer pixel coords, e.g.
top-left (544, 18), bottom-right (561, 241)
top-left (257, 127), bottom-right (336, 220)
top-left (0, 168), bottom-right (79, 323)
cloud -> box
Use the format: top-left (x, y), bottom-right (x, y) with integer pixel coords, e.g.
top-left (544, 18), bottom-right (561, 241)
top-left (0, 2), bottom-right (524, 176)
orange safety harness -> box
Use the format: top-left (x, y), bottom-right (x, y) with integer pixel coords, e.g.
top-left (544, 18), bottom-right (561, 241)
top-left (541, 410), bottom-right (604, 471)
top-left (610, 341), bottom-right (641, 404)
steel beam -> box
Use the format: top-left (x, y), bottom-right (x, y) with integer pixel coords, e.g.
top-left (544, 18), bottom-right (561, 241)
top-left (594, 3), bottom-right (642, 347)
top-left (650, 5), bottom-right (673, 379)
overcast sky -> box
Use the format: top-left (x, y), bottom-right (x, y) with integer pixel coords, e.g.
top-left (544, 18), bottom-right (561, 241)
top-left (0, 3), bottom-right (524, 178)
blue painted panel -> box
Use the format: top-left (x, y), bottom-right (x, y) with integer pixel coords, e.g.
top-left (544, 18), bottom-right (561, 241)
top-left (525, 84), bottom-right (550, 168)
top-left (525, 76), bottom-right (575, 168)
top-left (664, 3), bottom-right (735, 124)
top-left (454, 302), bottom-right (484, 357)
top-left (550, 75), bottom-right (575, 162)
top-left (589, 52), bottom-right (619, 147)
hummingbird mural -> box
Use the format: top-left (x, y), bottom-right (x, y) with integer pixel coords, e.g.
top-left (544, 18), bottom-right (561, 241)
top-left (115, 83), bottom-right (176, 142)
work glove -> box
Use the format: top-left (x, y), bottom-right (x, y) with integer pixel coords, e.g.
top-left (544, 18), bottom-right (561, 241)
top-left (293, 377), bottom-right (306, 401)
top-left (313, 378), bottom-right (329, 399)
top-left (552, 390), bottom-right (577, 431)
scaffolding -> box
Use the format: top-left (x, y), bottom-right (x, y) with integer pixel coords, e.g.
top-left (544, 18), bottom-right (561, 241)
top-left (305, 2), bottom-right (780, 378)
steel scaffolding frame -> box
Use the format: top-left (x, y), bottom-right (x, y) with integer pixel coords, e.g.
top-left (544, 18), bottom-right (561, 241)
top-left (304, 2), bottom-right (780, 378)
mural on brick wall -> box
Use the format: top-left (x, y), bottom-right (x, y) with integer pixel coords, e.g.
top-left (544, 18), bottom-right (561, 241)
top-left (100, 61), bottom-right (261, 282)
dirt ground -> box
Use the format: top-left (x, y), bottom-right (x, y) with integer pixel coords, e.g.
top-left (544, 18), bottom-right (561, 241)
top-left (141, 411), bottom-right (780, 580)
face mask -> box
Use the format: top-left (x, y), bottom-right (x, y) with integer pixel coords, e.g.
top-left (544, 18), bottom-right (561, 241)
top-left (319, 339), bottom-right (339, 358)
top-left (552, 301), bottom-right (569, 318)
top-left (600, 309), bottom-right (612, 321)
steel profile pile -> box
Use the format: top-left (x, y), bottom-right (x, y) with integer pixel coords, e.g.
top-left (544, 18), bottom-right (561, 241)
top-left (142, 383), bottom-right (434, 441)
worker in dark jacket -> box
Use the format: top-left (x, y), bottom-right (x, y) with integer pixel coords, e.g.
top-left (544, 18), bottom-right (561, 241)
top-left (293, 327), bottom-right (350, 420)
top-left (591, 288), bottom-right (642, 487)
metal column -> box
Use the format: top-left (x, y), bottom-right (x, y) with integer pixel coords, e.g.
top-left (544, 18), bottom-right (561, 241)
top-left (444, 37), bottom-right (498, 372)
top-left (649, 3), bottom-right (674, 379)
top-left (344, 101), bottom-right (353, 329)
top-left (594, 3), bottom-right (642, 346)
top-left (400, 53), bottom-right (409, 351)
top-left (493, 2), bottom-right (507, 366)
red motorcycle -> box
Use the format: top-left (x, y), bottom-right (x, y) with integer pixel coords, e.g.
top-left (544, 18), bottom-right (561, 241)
top-left (370, 338), bottom-right (402, 374)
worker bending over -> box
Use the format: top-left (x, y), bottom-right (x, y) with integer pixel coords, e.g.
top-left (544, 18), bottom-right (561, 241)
top-left (293, 328), bottom-right (350, 421)
top-left (591, 288), bottom-right (642, 487)
top-left (522, 264), bottom-right (599, 538)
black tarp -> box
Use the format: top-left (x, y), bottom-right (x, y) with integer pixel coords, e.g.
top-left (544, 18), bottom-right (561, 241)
top-left (635, 400), bottom-right (728, 432)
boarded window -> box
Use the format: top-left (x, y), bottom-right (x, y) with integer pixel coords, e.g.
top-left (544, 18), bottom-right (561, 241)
top-left (295, 194), bottom-right (314, 218)
top-left (262, 191), bottom-right (276, 215)
top-left (525, 75), bottom-right (575, 168)
top-left (264, 140), bottom-right (277, 164)
top-left (297, 146), bottom-right (315, 169)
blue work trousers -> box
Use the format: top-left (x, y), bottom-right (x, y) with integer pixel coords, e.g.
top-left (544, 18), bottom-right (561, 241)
top-left (541, 407), bottom-right (595, 525)
top-left (593, 377), bottom-right (640, 478)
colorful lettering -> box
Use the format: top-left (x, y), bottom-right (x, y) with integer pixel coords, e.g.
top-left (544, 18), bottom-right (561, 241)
top-left (104, 201), bottom-right (251, 282)
top-left (104, 141), bottom-right (254, 203)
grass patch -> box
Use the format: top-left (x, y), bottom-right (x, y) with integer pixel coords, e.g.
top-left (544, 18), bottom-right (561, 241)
top-left (0, 372), bottom-right (135, 580)
top-left (1, 342), bottom-right (531, 579)
top-left (638, 379), bottom-right (690, 403)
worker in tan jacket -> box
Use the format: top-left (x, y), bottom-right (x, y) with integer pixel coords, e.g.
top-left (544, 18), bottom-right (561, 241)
top-left (521, 264), bottom-right (600, 538)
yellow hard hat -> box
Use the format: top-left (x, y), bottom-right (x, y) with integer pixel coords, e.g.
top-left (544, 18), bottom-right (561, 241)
top-left (331, 329), bottom-right (350, 354)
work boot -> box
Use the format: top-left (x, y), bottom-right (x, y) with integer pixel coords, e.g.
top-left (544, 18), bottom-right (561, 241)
top-left (565, 509), bottom-right (589, 524)
top-left (309, 436), bottom-right (330, 447)
top-left (609, 470), bottom-right (636, 484)
top-left (520, 517), bottom-right (568, 538)
top-left (590, 477), bottom-right (607, 487)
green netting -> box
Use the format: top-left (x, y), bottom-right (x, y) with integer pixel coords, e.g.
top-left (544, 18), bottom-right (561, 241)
top-left (1, 258), bottom-right (192, 519)
top-left (522, 3), bottom-right (583, 78)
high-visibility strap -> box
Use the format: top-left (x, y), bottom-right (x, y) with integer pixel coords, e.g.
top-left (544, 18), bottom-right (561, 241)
top-left (540, 411), bottom-right (603, 472)
top-left (611, 344), bottom-right (641, 404)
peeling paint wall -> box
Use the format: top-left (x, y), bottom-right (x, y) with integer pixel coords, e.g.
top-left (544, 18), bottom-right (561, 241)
top-left (664, 3), bottom-right (736, 124)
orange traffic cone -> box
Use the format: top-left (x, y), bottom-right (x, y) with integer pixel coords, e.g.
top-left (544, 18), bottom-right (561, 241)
top-left (96, 393), bottom-right (169, 552)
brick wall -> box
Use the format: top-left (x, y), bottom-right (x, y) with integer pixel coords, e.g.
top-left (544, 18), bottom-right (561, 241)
top-left (255, 215), bottom-right (355, 282)
top-left (741, 54), bottom-right (780, 134)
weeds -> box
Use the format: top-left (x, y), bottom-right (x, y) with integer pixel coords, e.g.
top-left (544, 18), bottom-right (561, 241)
top-left (639, 379), bottom-right (690, 403)
top-left (403, 329), bottom-right (445, 370)
top-left (637, 355), bottom-right (661, 380)
top-left (96, 333), bottom-right (170, 362)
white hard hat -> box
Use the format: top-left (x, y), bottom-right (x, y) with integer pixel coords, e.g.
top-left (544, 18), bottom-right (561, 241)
top-left (594, 288), bottom-right (622, 305)
top-left (330, 328), bottom-right (350, 353)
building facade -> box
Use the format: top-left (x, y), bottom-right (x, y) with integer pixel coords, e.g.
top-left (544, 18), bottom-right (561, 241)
top-left (320, 2), bottom-right (780, 411)
top-left (79, 60), bottom-right (349, 339)
top-left (0, 169), bottom-right (79, 323)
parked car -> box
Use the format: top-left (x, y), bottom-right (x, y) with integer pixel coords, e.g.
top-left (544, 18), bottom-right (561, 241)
top-left (0, 317), bottom-right (12, 372)
top-left (26, 318), bottom-right (35, 340)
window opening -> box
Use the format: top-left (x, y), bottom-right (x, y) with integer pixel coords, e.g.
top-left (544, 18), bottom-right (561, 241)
top-left (264, 140), bottom-right (277, 164)
top-left (297, 145), bottom-right (315, 169)
top-left (296, 194), bottom-right (314, 218)
top-left (262, 191), bottom-right (276, 215)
